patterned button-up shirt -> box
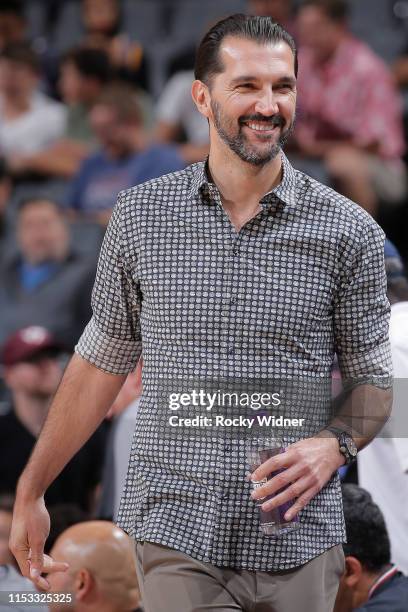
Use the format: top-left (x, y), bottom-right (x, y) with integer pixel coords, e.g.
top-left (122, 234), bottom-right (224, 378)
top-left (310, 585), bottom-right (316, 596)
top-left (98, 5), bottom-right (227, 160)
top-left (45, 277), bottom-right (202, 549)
top-left (76, 153), bottom-right (392, 571)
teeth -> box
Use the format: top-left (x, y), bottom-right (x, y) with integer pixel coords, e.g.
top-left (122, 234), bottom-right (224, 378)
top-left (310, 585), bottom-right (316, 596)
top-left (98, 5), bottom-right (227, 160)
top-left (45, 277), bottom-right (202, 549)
top-left (246, 122), bottom-right (276, 131)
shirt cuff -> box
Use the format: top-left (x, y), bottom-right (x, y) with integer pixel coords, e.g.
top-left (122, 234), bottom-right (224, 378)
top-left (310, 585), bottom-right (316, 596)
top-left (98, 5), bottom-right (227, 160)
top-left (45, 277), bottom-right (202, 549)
top-left (75, 317), bottom-right (141, 375)
top-left (337, 338), bottom-right (393, 388)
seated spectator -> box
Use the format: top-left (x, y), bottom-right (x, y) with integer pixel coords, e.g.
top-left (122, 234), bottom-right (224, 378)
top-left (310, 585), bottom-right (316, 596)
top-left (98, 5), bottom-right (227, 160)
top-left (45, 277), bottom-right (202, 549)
top-left (66, 83), bottom-right (185, 225)
top-left (154, 70), bottom-right (209, 164)
top-left (0, 197), bottom-right (97, 349)
top-left (0, 326), bottom-right (107, 512)
top-left (0, 43), bottom-right (66, 164)
top-left (47, 521), bottom-right (141, 611)
top-left (335, 484), bottom-right (408, 611)
top-left (9, 47), bottom-right (111, 179)
top-left (82, 0), bottom-right (149, 93)
top-left (292, 0), bottom-right (407, 217)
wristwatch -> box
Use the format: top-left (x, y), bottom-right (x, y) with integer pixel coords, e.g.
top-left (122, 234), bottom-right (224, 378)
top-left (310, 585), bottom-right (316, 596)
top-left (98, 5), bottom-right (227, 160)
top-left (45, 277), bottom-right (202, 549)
top-left (325, 427), bottom-right (358, 465)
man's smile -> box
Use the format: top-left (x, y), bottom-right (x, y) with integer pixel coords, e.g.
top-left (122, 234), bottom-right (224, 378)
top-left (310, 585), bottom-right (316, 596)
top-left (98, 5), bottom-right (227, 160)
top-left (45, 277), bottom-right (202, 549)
top-left (243, 121), bottom-right (281, 134)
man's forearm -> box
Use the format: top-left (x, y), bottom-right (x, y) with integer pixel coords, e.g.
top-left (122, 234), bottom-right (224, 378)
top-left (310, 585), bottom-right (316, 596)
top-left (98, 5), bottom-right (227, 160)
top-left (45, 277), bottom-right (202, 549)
top-left (324, 383), bottom-right (393, 451)
top-left (17, 353), bottom-right (126, 499)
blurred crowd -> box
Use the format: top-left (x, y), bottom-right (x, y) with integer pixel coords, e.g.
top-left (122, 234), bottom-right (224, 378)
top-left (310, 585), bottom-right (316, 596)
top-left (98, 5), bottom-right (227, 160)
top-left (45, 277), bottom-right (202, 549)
top-left (0, 0), bottom-right (408, 610)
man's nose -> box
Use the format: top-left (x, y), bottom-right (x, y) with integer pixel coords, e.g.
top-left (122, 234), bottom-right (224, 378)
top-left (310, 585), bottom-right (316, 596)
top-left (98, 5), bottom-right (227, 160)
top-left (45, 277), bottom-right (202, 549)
top-left (255, 89), bottom-right (279, 116)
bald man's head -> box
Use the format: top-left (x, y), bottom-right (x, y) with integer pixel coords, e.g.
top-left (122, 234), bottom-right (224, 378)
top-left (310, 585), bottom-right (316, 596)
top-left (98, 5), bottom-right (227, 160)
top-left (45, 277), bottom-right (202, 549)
top-left (48, 521), bottom-right (140, 611)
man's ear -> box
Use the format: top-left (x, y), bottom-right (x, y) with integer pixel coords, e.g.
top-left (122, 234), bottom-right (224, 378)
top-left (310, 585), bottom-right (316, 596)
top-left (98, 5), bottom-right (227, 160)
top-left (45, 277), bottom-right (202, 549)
top-left (75, 568), bottom-right (94, 601)
top-left (191, 79), bottom-right (212, 120)
top-left (344, 556), bottom-right (363, 588)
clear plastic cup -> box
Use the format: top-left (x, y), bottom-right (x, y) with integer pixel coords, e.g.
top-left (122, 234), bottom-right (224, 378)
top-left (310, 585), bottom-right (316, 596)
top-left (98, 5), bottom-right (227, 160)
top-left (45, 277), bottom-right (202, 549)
top-left (247, 438), bottom-right (301, 536)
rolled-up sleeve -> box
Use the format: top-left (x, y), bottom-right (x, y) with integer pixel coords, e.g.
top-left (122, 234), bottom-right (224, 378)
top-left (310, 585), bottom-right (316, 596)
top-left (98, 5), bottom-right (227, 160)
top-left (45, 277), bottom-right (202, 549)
top-left (75, 193), bottom-right (142, 374)
top-left (333, 220), bottom-right (392, 386)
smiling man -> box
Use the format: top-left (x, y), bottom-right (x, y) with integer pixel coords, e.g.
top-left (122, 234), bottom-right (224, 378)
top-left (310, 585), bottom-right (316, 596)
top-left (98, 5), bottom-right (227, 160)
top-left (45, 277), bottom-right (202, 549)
top-left (10, 14), bottom-right (392, 612)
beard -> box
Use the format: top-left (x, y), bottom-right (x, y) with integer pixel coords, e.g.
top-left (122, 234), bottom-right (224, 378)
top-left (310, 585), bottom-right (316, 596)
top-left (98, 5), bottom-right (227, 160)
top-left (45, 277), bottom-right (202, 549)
top-left (211, 100), bottom-right (295, 167)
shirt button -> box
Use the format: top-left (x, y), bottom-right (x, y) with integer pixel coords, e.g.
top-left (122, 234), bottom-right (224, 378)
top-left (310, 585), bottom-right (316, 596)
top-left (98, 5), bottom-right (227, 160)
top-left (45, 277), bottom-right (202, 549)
top-left (228, 347), bottom-right (234, 355)
top-left (232, 248), bottom-right (238, 256)
top-left (230, 296), bottom-right (237, 305)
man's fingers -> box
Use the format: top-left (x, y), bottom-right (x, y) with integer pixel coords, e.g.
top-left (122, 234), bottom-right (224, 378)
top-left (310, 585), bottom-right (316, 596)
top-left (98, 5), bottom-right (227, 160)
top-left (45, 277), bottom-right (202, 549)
top-left (42, 553), bottom-right (69, 573)
top-left (28, 546), bottom-right (44, 568)
top-left (29, 564), bottom-right (51, 591)
top-left (251, 464), bottom-right (304, 500)
top-left (250, 451), bottom-right (293, 482)
top-left (27, 553), bottom-right (69, 591)
top-left (28, 545), bottom-right (47, 584)
top-left (10, 542), bottom-right (31, 578)
top-left (260, 475), bottom-right (311, 512)
top-left (283, 486), bottom-right (319, 521)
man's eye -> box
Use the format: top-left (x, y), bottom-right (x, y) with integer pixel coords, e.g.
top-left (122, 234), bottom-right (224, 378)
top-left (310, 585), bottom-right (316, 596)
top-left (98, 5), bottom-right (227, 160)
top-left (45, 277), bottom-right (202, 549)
top-left (237, 83), bottom-right (255, 90)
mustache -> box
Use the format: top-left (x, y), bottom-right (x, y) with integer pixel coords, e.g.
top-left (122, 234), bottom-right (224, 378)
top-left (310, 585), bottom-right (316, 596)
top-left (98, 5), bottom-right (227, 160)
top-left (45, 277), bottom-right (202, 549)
top-left (239, 114), bottom-right (286, 127)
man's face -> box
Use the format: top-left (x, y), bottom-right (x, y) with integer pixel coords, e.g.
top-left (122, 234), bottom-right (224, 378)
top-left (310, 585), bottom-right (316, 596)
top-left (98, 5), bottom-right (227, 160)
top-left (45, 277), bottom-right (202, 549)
top-left (297, 6), bottom-right (341, 62)
top-left (202, 37), bottom-right (296, 167)
top-left (5, 354), bottom-right (63, 400)
top-left (0, 58), bottom-right (37, 98)
top-left (17, 201), bottom-right (68, 265)
top-left (90, 104), bottom-right (131, 157)
top-left (83, 0), bottom-right (119, 35)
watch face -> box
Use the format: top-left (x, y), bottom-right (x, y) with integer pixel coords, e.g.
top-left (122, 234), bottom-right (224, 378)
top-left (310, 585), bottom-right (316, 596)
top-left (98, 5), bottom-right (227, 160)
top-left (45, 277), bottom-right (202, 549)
top-left (346, 438), bottom-right (358, 456)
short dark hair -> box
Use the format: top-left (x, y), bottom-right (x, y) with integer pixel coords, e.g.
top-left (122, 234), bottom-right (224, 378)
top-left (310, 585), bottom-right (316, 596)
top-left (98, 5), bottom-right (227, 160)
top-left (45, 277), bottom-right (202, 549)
top-left (17, 197), bottom-right (61, 215)
top-left (300, 0), bottom-right (349, 21)
top-left (342, 484), bottom-right (391, 572)
top-left (0, 42), bottom-right (40, 73)
top-left (195, 13), bottom-right (297, 85)
top-left (62, 47), bottom-right (111, 84)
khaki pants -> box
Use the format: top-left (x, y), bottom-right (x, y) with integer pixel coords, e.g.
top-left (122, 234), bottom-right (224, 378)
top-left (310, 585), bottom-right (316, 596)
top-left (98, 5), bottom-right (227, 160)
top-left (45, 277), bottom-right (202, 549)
top-left (135, 541), bottom-right (345, 612)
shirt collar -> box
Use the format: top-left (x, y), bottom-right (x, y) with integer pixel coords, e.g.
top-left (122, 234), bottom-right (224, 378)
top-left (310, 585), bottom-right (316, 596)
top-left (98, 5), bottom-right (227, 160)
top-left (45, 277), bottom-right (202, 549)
top-left (189, 151), bottom-right (298, 210)
top-left (265, 151), bottom-right (298, 209)
top-left (188, 158), bottom-right (211, 199)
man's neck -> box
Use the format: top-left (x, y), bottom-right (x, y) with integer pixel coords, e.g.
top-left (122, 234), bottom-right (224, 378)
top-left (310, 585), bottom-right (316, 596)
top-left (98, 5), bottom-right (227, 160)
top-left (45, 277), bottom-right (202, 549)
top-left (207, 144), bottom-right (283, 212)
top-left (355, 563), bottom-right (396, 608)
top-left (12, 391), bottom-right (50, 437)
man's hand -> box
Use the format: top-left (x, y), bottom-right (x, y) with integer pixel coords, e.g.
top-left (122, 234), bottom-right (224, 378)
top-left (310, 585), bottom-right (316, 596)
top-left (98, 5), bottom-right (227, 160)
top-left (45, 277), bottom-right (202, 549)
top-left (249, 436), bottom-right (345, 521)
top-left (9, 493), bottom-right (68, 590)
